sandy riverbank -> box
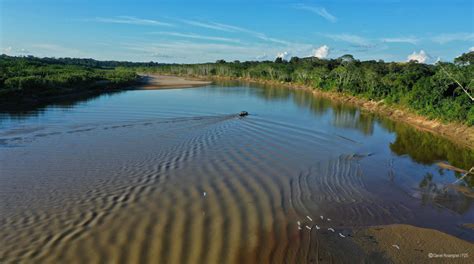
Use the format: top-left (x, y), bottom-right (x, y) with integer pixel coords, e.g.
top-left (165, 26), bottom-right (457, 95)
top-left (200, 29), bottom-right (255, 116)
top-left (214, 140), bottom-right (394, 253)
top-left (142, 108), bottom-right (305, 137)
top-left (352, 224), bottom-right (474, 263)
top-left (138, 74), bottom-right (212, 89)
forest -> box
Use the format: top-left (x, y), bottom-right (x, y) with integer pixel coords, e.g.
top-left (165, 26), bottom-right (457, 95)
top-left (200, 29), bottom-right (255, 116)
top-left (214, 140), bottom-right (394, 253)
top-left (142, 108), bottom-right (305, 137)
top-left (0, 55), bottom-right (139, 104)
top-left (140, 52), bottom-right (474, 126)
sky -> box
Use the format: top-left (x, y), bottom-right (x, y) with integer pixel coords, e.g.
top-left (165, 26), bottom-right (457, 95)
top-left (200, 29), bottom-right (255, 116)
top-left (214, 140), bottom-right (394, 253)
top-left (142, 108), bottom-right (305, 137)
top-left (1, 0), bottom-right (473, 63)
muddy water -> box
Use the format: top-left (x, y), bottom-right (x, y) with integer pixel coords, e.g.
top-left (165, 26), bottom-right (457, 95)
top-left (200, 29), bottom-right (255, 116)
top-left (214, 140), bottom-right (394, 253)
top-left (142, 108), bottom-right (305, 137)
top-left (1, 84), bottom-right (473, 263)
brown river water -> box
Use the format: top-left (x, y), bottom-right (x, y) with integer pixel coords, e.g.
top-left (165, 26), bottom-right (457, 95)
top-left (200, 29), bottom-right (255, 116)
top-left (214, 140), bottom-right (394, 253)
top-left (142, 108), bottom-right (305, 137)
top-left (1, 83), bottom-right (473, 263)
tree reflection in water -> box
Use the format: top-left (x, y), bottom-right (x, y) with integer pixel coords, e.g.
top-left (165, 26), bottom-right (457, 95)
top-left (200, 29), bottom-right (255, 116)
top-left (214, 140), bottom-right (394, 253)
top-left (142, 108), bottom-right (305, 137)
top-left (416, 172), bottom-right (473, 214)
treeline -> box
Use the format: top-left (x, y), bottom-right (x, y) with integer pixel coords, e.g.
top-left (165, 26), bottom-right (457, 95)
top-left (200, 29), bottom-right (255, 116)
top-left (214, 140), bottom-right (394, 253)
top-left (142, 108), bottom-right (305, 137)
top-left (0, 55), bottom-right (139, 102)
top-left (0, 54), bottom-right (160, 68)
top-left (141, 52), bottom-right (474, 126)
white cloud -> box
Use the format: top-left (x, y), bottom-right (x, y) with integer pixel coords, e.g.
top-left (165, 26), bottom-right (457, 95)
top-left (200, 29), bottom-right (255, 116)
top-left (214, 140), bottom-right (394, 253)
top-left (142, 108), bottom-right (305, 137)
top-left (28, 43), bottom-right (83, 57)
top-left (252, 33), bottom-right (289, 45)
top-left (149, 32), bottom-right (241, 43)
top-left (432, 33), bottom-right (474, 44)
top-left (381, 37), bottom-right (419, 45)
top-left (2, 46), bottom-right (32, 55)
top-left (179, 20), bottom-right (244, 32)
top-left (276, 51), bottom-right (291, 60)
top-left (407, 50), bottom-right (429, 63)
top-left (313, 45), bottom-right (329, 58)
top-left (469, 47), bottom-right (474, 52)
top-left (122, 41), bottom-right (286, 63)
top-left (2, 46), bottom-right (13, 54)
top-left (294, 4), bottom-right (337, 23)
top-left (0, 43), bottom-right (83, 58)
top-left (180, 19), bottom-right (291, 45)
top-left (256, 54), bottom-right (268, 60)
top-left (121, 26), bottom-right (315, 63)
top-left (326, 34), bottom-right (371, 47)
top-left (93, 16), bottom-right (172, 26)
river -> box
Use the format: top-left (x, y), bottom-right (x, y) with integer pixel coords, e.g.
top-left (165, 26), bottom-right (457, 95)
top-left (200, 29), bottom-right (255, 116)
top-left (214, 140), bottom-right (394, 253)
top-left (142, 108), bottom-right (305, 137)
top-left (1, 82), bottom-right (473, 263)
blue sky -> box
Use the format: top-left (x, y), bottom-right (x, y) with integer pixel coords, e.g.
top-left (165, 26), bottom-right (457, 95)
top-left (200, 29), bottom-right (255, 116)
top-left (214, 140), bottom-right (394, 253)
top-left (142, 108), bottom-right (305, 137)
top-left (1, 0), bottom-right (473, 63)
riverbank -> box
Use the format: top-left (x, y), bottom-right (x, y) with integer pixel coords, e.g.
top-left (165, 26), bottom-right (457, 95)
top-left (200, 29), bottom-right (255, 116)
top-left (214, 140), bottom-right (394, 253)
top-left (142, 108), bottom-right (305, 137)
top-left (138, 74), bottom-right (212, 89)
top-left (161, 74), bottom-right (474, 149)
top-left (351, 224), bottom-right (473, 263)
top-left (0, 75), bottom-right (210, 111)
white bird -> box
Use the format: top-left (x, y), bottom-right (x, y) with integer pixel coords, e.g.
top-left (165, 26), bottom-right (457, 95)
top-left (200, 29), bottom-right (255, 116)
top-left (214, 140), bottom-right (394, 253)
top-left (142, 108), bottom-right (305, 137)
top-left (315, 225), bottom-right (320, 230)
top-left (339, 233), bottom-right (345, 238)
top-left (320, 215), bottom-right (324, 220)
top-left (306, 216), bottom-right (313, 221)
top-left (327, 218), bottom-right (331, 221)
top-left (203, 192), bottom-right (207, 197)
top-left (297, 221), bottom-right (301, 226)
top-left (298, 226), bottom-right (302, 230)
top-left (328, 228), bottom-right (335, 232)
top-left (392, 245), bottom-right (400, 250)
top-left (305, 225), bottom-right (312, 230)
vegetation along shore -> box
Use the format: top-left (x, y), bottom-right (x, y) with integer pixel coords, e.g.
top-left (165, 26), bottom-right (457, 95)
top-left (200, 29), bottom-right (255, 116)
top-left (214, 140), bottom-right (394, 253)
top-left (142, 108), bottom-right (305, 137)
top-left (0, 55), bottom-right (148, 108)
top-left (1, 52), bottom-right (473, 148)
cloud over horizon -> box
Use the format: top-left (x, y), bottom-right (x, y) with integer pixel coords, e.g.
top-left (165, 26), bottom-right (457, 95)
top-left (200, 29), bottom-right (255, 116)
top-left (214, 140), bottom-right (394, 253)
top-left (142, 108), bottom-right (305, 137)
top-left (276, 51), bottom-right (291, 60)
top-left (407, 50), bottom-right (429, 63)
top-left (313, 45), bottom-right (330, 58)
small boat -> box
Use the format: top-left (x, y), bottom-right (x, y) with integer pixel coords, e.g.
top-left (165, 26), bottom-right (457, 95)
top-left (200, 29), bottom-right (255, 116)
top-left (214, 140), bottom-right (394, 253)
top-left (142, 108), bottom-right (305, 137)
top-left (239, 111), bottom-right (249, 117)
